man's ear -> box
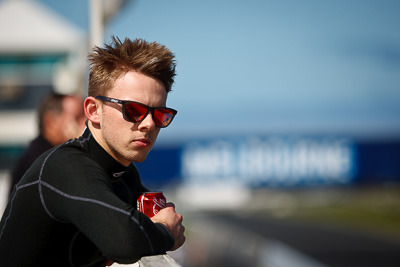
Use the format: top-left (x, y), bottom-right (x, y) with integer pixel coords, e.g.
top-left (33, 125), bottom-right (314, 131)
top-left (84, 97), bottom-right (101, 124)
top-left (42, 111), bottom-right (58, 131)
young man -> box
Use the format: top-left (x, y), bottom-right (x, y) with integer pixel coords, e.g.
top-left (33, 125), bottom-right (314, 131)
top-left (0, 37), bottom-right (185, 266)
top-left (9, 93), bottom-right (86, 197)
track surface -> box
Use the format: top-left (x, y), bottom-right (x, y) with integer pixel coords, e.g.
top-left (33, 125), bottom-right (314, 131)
top-left (212, 213), bottom-right (400, 267)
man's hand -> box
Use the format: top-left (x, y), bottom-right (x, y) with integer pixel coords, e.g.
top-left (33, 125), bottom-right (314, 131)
top-left (151, 202), bottom-right (185, 251)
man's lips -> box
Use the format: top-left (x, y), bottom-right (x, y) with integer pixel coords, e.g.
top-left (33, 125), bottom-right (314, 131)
top-left (134, 138), bottom-right (151, 147)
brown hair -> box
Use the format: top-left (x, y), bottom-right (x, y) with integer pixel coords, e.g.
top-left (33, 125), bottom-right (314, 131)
top-left (37, 93), bottom-right (66, 133)
top-left (87, 36), bottom-right (176, 97)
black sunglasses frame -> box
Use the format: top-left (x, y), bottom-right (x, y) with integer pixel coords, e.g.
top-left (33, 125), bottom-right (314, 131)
top-left (95, 96), bottom-right (177, 128)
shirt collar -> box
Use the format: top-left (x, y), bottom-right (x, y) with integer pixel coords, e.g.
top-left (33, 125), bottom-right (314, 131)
top-left (81, 128), bottom-right (128, 180)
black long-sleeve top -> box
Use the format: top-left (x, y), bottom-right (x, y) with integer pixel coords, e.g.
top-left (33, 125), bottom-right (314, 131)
top-left (9, 134), bottom-right (53, 197)
top-left (0, 128), bottom-right (174, 266)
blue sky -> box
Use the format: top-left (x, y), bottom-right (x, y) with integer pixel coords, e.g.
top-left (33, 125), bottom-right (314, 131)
top-left (39, 0), bottom-right (400, 142)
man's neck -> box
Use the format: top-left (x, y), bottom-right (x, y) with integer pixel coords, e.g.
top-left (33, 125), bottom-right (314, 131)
top-left (87, 123), bottom-right (130, 167)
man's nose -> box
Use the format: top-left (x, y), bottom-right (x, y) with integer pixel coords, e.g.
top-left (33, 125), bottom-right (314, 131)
top-left (138, 113), bottom-right (156, 131)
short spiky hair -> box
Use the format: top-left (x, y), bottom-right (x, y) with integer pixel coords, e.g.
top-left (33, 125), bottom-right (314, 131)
top-left (88, 36), bottom-right (176, 97)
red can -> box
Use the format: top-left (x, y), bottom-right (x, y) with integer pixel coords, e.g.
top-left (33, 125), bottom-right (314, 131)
top-left (137, 192), bottom-right (166, 218)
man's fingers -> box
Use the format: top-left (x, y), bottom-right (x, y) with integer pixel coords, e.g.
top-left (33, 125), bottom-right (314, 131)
top-left (165, 202), bottom-right (175, 209)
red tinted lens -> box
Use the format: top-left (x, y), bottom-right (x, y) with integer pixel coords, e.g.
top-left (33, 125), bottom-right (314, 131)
top-left (154, 108), bottom-right (175, 127)
top-left (125, 102), bottom-right (148, 122)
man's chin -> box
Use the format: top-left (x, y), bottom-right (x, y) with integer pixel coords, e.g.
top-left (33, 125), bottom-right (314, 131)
top-left (129, 153), bottom-right (149, 163)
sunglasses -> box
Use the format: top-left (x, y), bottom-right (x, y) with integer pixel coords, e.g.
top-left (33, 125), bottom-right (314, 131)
top-left (95, 96), bottom-right (177, 128)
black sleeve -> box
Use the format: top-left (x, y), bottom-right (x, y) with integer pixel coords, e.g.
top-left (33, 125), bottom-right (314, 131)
top-left (9, 147), bottom-right (40, 196)
top-left (41, 151), bottom-right (174, 263)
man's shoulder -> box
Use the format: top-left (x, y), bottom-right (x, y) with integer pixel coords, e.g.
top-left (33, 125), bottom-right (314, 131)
top-left (41, 139), bottom-right (94, 166)
top-left (32, 139), bottom-right (106, 183)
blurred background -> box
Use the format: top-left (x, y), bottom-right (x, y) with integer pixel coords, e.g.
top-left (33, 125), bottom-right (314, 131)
top-left (0, 0), bottom-right (399, 266)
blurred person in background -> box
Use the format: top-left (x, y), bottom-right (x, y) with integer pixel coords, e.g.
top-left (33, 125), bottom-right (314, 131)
top-left (8, 93), bottom-right (86, 197)
top-left (0, 37), bottom-right (185, 266)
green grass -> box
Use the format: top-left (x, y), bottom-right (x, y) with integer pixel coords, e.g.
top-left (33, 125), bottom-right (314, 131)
top-left (272, 186), bottom-right (400, 241)
top-left (288, 205), bottom-right (400, 240)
